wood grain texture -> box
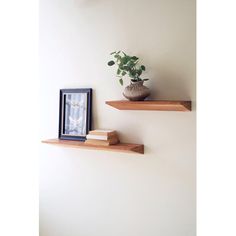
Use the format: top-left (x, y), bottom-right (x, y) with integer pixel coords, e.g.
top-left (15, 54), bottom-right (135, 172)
top-left (42, 139), bottom-right (144, 154)
top-left (105, 100), bottom-right (191, 111)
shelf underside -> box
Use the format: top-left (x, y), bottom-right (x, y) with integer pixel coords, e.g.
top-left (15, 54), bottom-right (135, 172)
top-left (106, 100), bottom-right (191, 111)
top-left (42, 139), bottom-right (144, 154)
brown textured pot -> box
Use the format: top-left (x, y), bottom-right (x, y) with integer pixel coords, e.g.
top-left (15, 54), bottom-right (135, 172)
top-left (123, 81), bottom-right (150, 101)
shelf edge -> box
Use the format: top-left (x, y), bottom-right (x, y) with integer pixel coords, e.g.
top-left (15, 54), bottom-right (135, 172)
top-left (42, 139), bottom-right (144, 154)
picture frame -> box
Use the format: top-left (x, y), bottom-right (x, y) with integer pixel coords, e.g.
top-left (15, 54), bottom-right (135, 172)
top-left (58, 88), bottom-right (92, 141)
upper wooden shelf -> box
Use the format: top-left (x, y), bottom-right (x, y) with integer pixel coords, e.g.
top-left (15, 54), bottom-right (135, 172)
top-left (42, 139), bottom-right (144, 154)
top-left (106, 100), bottom-right (191, 111)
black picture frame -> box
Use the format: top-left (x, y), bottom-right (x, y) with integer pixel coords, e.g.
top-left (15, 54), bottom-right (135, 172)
top-left (58, 88), bottom-right (92, 141)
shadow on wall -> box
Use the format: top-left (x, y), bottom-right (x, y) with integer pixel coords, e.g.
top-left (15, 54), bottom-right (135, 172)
top-left (91, 89), bottom-right (99, 130)
top-left (74, 0), bottom-right (104, 7)
top-left (148, 69), bottom-right (191, 101)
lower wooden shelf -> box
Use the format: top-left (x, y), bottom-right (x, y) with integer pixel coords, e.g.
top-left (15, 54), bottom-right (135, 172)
top-left (42, 139), bottom-right (144, 154)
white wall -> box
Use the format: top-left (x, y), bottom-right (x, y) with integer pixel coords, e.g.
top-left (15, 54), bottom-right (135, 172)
top-left (40, 0), bottom-right (196, 236)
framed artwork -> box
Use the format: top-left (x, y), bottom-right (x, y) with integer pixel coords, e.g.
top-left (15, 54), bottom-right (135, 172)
top-left (59, 88), bottom-right (92, 141)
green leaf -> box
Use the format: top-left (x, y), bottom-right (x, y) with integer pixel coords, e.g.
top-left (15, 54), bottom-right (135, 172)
top-left (137, 69), bottom-right (142, 76)
top-left (121, 56), bottom-right (129, 65)
top-left (114, 54), bottom-right (121, 59)
top-left (122, 71), bottom-right (126, 76)
top-left (117, 68), bottom-right (121, 75)
top-left (141, 65), bottom-right (146, 71)
top-left (129, 72), bottom-right (136, 78)
top-left (110, 51), bottom-right (116, 55)
top-left (123, 66), bottom-right (130, 71)
top-left (108, 60), bottom-right (115, 66)
top-left (131, 56), bottom-right (139, 61)
top-left (119, 78), bottom-right (123, 86)
top-left (127, 61), bottom-right (135, 67)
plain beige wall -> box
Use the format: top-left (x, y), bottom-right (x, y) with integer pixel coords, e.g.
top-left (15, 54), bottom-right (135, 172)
top-left (40, 0), bottom-right (196, 236)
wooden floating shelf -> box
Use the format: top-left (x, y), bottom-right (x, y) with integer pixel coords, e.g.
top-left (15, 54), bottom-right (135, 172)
top-left (106, 100), bottom-right (191, 111)
top-left (42, 139), bottom-right (144, 154)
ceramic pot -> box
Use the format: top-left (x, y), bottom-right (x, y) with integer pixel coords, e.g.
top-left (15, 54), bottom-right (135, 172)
top-left (123, 81), bottom-right (150, 101)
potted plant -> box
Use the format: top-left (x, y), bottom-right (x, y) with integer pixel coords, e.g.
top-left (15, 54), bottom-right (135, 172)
top-left (108, 51), bottom-right (150, 101)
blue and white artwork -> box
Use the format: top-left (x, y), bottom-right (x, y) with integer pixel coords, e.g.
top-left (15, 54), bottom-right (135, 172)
top-left (63, 93), bottom-right (87, 136)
